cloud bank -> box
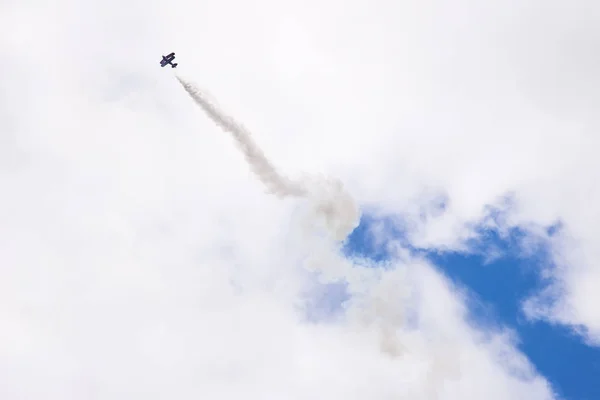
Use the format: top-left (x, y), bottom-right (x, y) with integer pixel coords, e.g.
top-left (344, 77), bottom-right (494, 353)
top-left (2, 0), bottom-right (597, 398)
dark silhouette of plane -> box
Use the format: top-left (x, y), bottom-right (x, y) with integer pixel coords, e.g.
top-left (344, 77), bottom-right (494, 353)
top-left (160, 52), bottom-right (177, 68)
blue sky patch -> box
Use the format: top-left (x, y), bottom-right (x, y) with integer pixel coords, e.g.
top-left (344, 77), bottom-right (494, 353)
top-left (307, 209), bottom-right (600, 399)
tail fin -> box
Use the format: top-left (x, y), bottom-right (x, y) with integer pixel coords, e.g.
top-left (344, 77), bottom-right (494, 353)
top-left (172, 63), bottom-right (178, 68)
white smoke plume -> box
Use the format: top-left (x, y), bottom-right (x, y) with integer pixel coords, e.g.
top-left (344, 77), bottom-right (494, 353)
top-left (176, 75), bottom-right (462, 395)
top-left (176, 75), bottom-right (360, 241)
top-left (176, 76), bottom-right (306, 198)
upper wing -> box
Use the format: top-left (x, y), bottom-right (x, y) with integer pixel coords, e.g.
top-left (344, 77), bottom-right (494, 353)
top-left (160, 52), bottom-right (175, 66)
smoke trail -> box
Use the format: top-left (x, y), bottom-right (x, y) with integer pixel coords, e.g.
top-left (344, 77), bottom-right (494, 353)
top-left (176, 76), bottom-right (306, 198)
top-left (175, 76), bottom-right (463, 396)
top-left (176, 75), bottom-right (360, 241)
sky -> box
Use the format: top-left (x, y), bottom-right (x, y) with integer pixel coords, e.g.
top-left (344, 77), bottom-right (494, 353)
top-left (343, 213), bottom-right (600, 399)
top-left (1, 0), bottom-right (600, 399)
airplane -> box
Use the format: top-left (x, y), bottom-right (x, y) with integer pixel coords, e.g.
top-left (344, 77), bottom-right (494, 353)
top-left (160, 52), bottom-right (178, 68)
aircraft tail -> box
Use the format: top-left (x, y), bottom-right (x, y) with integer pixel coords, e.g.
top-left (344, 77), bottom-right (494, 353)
top-left (172, 63), bottom-right (178, 68)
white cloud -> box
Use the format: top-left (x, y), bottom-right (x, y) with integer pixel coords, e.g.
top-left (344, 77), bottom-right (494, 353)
top-left (2, 0), bottom-right (596, 398)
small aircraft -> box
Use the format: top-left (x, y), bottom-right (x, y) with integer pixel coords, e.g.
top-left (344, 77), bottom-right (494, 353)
top-left (160, 52), bottom-right (178, 68)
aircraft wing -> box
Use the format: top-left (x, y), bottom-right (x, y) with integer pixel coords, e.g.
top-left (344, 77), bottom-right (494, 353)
top-left (160, 52), bottom-right (176, 67)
